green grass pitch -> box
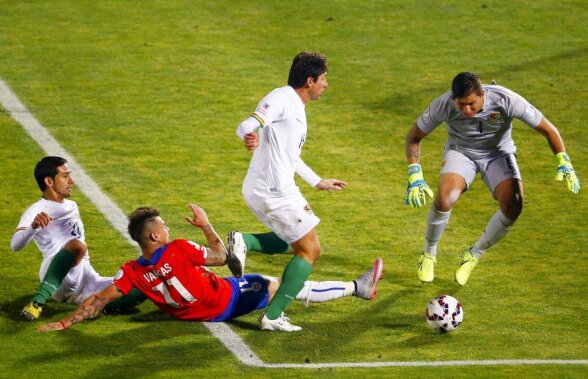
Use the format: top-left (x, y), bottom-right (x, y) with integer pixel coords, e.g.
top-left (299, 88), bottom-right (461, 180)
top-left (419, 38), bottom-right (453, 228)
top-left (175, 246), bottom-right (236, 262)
top-left (0, 1), bottom-right (586, 377)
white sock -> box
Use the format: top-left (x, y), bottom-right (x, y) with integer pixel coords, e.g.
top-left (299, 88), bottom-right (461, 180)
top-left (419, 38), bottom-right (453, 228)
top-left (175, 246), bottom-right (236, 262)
top-left (296, 281), bottom-right (354, 306)
top-left (472, 210), bottom-right (515, 258)
top-left (423, 205), bottom-right (452, 256)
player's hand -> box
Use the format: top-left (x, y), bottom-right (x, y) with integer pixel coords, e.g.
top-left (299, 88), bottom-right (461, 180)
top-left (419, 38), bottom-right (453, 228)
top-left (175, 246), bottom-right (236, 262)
top-left (554, 152), bottom-right (580, 194)
top-left (244, 132), bottom-right (259, 150)
top-left (37, 322), bottom-right (65, 332)
top-left (315, 178), bottom-right (347, 192)
top-left (31, 212), bottom-right (52, 229)
top-left (185, 204), bottom-right (210, 228)
top-left (404, 164), bottom-right (434, 207)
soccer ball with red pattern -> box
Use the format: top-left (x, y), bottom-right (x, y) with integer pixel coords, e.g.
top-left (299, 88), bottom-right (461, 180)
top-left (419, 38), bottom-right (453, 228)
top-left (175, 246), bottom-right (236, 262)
top-left (426, 295), bottom-right (463, 333)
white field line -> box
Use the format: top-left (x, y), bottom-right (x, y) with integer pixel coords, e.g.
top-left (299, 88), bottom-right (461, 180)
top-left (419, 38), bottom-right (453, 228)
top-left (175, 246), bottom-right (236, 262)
top-left (2, 76), bottom-right (587, 369)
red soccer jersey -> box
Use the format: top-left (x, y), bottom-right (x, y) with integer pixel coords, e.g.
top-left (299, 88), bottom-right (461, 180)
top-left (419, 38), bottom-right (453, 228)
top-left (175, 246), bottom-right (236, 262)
top-left (113, 239), bottom-right (232, 321)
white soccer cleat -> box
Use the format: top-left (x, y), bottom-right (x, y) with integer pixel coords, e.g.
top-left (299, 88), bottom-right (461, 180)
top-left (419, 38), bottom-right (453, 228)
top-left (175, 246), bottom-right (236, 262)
top-left (226, 230), bottom-right (247, 278)
top-left (259, 312), bottom-right (302, 332)
top-left (354, 257), bottom-right (384, 300)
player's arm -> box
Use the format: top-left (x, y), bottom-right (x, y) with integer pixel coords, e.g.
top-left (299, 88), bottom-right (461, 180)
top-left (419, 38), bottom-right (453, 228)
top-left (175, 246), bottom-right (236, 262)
top-left (534, 116), bottom-right (580, 194)
top-left (404, 123), bottom-right (434, 207)
top-left (10, 212), bottom-right (53, 251)
top-left (236, 116), bottom-right (262, 150)
top-left (37, 284), bottom-right (123, 332)
top-left (184, 203), bottom-right (227, 266)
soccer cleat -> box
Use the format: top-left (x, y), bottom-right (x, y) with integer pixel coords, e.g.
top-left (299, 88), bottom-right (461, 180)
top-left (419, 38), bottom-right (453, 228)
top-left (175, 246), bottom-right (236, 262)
top-left (418, 252), bottom-right (436, 283)
top-left (226, 230), bottom-right (247, 278)
top-left (22, 302), bottom-right (43, 321)
top-left (455, 248), bottom-right (479, 286)
top-left (259, 312), bottom-right (302, 332)
top-left (354, 257), bottom-right (384, 300)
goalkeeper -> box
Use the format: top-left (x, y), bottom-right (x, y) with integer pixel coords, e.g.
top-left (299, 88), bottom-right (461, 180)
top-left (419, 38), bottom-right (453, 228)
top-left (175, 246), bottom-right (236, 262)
top-left (404, 72), bottom-right (580, 285)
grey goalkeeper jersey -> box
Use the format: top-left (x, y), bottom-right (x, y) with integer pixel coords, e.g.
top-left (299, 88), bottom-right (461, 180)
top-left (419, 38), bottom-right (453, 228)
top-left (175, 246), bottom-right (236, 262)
top-left (416, 85), bottom-right (543, 160)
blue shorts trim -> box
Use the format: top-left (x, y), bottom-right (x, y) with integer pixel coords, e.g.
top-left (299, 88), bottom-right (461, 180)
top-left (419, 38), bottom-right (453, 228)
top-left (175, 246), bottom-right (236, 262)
top-left (210, 274), bottom-right (270, 322)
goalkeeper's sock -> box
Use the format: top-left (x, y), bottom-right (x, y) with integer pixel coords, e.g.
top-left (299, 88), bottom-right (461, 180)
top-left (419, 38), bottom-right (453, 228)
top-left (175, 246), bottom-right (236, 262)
top-left (264, 255), bottom-right (313, 320)
top-left (31, 249), bottom-right (76, 305)
top-left (103, 288), bottom-right (148, 314)
top-left (243, 231), bottom-right (291, 254)
top-left (423, 205), bottom-right (451, 256)
top-left (472, 210), bottom-right (514, 258)
top-left (295, 281), bottom-right (354, 305)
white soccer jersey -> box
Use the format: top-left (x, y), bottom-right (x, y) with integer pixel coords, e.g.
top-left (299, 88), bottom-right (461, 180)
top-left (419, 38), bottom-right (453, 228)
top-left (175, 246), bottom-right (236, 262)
top-left (242, 85), bottom-right (321, 196)
top-left (416, 85), bottom-right (544, 160)
top-left (15, 198), bottom-right (87, 262)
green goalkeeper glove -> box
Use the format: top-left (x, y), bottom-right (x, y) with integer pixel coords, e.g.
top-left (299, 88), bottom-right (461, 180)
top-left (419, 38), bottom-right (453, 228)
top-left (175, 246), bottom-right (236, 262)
top-left (404, 163), bottom-right (434, 207)
top-left (554, 152), bottom-right (580, 194)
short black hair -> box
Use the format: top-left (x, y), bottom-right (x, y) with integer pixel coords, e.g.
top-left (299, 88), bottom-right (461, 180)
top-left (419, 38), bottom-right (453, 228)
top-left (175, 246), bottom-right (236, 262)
top-left (34, 156), bottom-right (67, 191)
top-left (287, 51), bottom-right (328, 88)
top-left (128, 207), bottom-right (160, 247)
top-left (451, 72), bottom-right (483, 99)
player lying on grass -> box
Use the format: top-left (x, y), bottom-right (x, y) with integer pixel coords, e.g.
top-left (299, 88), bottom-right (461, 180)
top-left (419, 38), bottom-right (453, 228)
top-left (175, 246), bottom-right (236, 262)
top-left (11, 156), bottom-right (145, 320)
top-left (38, 204), bottom-right (383, 333)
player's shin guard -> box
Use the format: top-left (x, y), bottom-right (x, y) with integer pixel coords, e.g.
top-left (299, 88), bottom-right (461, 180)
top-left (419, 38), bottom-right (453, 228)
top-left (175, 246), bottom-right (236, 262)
top-left (472, 210), bottom-right (514, 257)
top-left (31, 248), bottom-right (76, 304)
top-left (424, 205), bottom-right (451, 256)
top-left (264, 255), bottom-right (312, 320)
top-left (296, 281), bottom-right (354, 306)
top-left (244, 231), bottom-right (292, 254)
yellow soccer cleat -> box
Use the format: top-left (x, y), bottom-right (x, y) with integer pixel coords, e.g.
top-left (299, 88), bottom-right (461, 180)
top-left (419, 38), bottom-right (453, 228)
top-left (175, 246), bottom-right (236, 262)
top-left (455, 248), bottom-right (479, 286)
top-left (418, 252), bottom-right (436, 283)
top-left (22, 302), bottom-right (43, 321)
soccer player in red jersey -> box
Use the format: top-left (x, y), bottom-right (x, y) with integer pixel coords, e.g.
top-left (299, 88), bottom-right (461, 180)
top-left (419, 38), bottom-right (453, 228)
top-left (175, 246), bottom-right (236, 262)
top-left (38, 204), bottom-right (383, 332)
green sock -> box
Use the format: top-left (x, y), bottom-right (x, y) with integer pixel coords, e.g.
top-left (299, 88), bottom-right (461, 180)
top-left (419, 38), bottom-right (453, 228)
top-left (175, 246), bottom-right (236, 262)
top-left (243, 231), bottom-right (291, 254)
top-left (265, 255), bottom-right (313, 320)
top-left (103, 288), bottom-right (148, 314)
top-left (31, 249), bottom-right (76, 305)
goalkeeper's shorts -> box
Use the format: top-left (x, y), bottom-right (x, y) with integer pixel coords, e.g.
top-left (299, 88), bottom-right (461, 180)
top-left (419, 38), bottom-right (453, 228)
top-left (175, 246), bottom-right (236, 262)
top-left (440, 150), bottom-right (521, 194)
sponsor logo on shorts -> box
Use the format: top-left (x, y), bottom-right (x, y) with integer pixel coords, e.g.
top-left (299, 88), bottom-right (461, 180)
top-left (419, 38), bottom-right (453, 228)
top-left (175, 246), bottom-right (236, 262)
top-left (114, 269), bottom-right (124, 280)
top-left (303, 204), bottom-right (314, 215)
top-left (441, 160), bottom-right (447, 167)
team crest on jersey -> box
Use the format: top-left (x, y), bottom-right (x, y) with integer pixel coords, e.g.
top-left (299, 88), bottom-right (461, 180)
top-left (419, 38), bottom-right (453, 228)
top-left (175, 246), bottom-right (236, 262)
top-left (114, 269), bottom-right (124, 280)
top-left (487, 111), bottom-right (504, 126)
top-left (257, 103), bottom-right (270, 116)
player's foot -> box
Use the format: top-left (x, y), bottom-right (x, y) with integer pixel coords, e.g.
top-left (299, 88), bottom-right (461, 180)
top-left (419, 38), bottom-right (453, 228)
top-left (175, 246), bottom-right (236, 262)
top-left (354, 257), bottom-right (384, 300)
top-left (455, 248), bottom-right (479, 286)
top-left (259, 312), bottom-right (302, 332)
top-left (418, 252), bottom-right (436, 283)
top-left (22, 301), bottom-right (43, 321)
top-left (226, 230), bottom-right (247, 278)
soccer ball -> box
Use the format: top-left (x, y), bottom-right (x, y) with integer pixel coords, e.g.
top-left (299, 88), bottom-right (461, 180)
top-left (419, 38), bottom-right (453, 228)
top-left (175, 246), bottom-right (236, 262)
top-left (425, 295), bottom-right (463, 333)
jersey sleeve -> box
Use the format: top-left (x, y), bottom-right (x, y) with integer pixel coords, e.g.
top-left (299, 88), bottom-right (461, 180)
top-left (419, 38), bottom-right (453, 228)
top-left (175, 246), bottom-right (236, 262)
top-left (175, 239), bottom-right (207, 266)
top-left (251, 91), bottom-right (284, 127)
top-left (503, 88), bottom-right (543, 128)
top-left (416, 93), bottom-right (450, 133)
top-left (113, 264), bottom-right (135, 296)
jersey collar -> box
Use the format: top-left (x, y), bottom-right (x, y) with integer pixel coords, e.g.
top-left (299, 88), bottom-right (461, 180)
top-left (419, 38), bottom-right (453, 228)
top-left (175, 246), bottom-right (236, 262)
top-left (137, 244), bottom-right (168, 266)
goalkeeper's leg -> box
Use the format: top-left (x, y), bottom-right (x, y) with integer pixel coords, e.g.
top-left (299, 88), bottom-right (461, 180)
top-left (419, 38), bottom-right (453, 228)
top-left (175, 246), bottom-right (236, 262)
top-left (471, 178), bottom-right (522, 257)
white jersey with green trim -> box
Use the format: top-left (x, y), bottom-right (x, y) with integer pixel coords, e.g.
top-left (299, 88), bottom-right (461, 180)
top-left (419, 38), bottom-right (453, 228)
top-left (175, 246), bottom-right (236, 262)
top-left (243, 85), bottom-right (320, 196)
top-left (416, 85), bottom-right (544, 160)
top-left (16, 198), bottom-right (87, 261)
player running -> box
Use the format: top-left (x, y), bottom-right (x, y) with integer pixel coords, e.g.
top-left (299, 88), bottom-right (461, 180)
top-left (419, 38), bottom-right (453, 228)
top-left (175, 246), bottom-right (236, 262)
top-left (231, 51), bottom-right (347, 331)
top-left (404, 72), bottom-right (580, 285)
top-left (37, 204), bottom-right (383, 332)
top-left (11, 156), bottom-right (145, 320)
